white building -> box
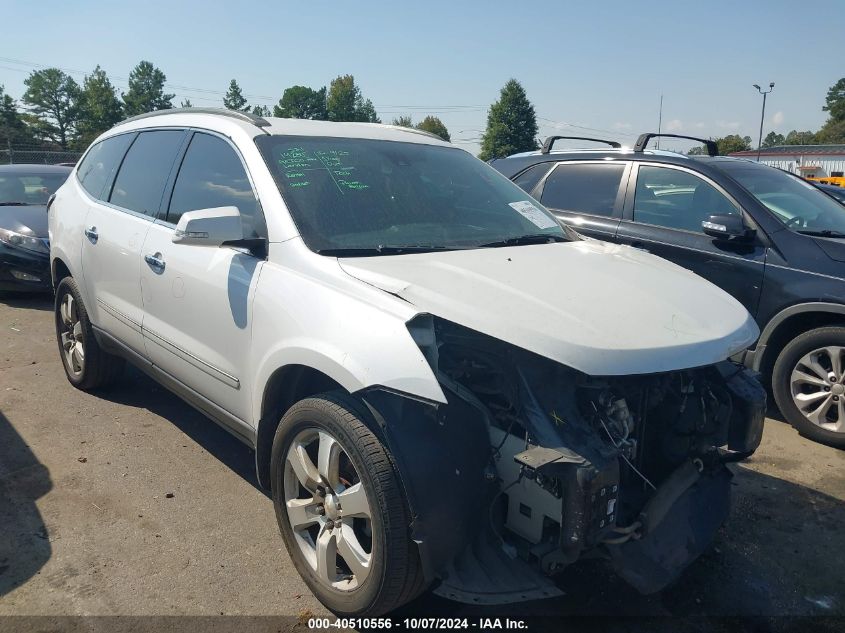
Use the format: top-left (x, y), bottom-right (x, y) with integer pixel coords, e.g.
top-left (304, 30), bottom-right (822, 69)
top-left (730, 145), bottom-right (845, 179)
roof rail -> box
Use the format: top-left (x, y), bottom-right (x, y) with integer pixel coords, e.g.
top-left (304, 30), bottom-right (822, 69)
top-left (634, 133), bottom-right (718, 157)
top-left (385, 125), bottom-right (445, 142)
top-left (119, 107), bottom-right (271, 129)
top-left (541, 135), bottom-right (621, 154)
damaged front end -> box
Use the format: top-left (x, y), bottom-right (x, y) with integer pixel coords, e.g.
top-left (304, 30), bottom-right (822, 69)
top-left (362, 315), bottom-right (765, 604)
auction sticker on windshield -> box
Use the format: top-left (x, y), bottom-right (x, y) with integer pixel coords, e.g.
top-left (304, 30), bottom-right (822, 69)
top-left (509, 201), bottom-right (557, 229)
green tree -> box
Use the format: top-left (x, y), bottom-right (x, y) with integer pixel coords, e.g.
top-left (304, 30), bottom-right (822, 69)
top-left (816, 119), bottom-right (845, 144)
top-left (762, 131), bottom-right (785, 148)
top-left (784, 130), bottom-right (817, 145)
top-left (122, 61), bottom-right (174, 117)
top-left (715, 134), bottom-right (752, 154)
top-left (391, 115), bottom-right (413, 128)
top-left (76, 66), bottom-right (123, 147)
top-left (815, 77), bottom-right (845, 143)
top-left (823, 78), bottom-right (845, 123)
top-left (416, 115), bottom-right (450, 141)
top-left (180, 98), bottom-right (193, 108)
top-left (326, 75), bottom-right (380, 123)
top-left (251, 104), bottom-right (271, 117)
top-left (0, 84), bottom-right (33, 150)
top-left (223, 79), bottom-right (249, 112)
top-left (356, 98), bottom-right (380, 123)
top-left (274, 85), bottom-right (327, 119)
top-left (479, 79), bottom-right (538, 161)
top-left (22, 68), bottom-right (80, 149)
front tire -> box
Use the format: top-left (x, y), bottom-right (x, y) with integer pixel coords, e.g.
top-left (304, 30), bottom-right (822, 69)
top-left (270, 392), bottom-right (425, 616)
top-left (54, 277), bottom-right (124, 390)
top-left (772, 326), bottom-right (845, 448)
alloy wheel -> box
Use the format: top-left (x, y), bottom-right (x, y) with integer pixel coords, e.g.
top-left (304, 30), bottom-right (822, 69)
top-left (284, 428), bottom-right (373, 591)
top-left (790, 345), bottom-right (845, 433)
top-left (59, 292), bottom-right (85, 376)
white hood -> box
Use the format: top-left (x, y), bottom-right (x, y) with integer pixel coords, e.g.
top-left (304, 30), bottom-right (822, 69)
top-left (339, 239), bottom-right (759, 376)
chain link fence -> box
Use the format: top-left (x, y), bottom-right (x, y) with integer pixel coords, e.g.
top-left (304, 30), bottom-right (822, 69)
top-left (1, 148), bottom-right (83, 166)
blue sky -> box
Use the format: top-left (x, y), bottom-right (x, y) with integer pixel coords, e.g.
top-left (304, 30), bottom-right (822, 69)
top-left (2, 0), bottom-right (843, 154)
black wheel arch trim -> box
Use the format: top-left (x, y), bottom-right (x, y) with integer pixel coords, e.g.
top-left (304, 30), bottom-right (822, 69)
top-left (748, 302), bottom-right (845, 371)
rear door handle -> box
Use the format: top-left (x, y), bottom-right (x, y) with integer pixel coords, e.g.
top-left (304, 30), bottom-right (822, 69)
top-left (144, 253), bottom-right (166, 273)
top-left (84, 226), bottom-right (98, 242)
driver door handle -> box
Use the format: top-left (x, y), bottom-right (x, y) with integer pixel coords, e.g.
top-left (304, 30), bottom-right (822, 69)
top-left (144, 253), bottom-right (166, 272)
top-left (84, 226), bottom-right (98, 242)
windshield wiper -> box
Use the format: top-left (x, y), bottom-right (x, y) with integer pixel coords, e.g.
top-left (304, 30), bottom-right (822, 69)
top-left (317, 244), bottom-right (460, 257)
top-left (797, 229), bottom-right (845, 238)
top-left (0, 201), bottom-right (31, 206)
top-left (479, 234), bottom-right (567, 248)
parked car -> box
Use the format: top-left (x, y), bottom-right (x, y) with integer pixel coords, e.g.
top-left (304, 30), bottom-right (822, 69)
top-left (814, 181), bottom-right (845, 204)
top-left (49, 111), bottom-right (765, 616)
top-left (0, 164), bottom-right (71, 294)
top-left (492, 133), bottom-right (845, 449)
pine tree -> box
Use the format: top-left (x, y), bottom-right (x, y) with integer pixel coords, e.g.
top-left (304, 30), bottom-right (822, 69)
top-left (223, 79), bottom-right (249, 112)
top-left (77, 66), bottom-right (123, 146)
top-left (22, 68), bottom-right (80, 149)
top-left (479, 79), bottom-right (538, 161)
top-left (0, 84), bottom-right (34, 149)
top-left (122, 61), bottom-right (174, 116)
top-left (391, 115), bottom-right (413, 128)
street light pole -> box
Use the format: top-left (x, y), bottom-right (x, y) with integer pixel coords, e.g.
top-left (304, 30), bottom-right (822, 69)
top-left (754, 82), bottom-right (775, 162)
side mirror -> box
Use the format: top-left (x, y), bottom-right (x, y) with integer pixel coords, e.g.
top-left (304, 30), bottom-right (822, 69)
top-left (702, 214), bottom-right (754, 241)
top-left (172, 206), bottom-right (243, 246)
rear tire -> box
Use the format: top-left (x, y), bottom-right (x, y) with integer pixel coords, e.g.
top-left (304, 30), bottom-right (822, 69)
top-left (772, 326), bottom-right (845, 449)
top-left (54, 277), bottom-right (124, 390)
top-left (270, 392), bottom-right (426, 616)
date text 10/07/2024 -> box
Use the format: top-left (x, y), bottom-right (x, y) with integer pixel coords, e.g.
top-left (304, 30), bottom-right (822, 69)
top-left (308, 618), bottom-right (529, 630)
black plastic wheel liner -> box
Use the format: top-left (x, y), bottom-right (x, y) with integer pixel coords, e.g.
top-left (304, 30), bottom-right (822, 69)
top-left (361, 387), bottom-right (493, 583)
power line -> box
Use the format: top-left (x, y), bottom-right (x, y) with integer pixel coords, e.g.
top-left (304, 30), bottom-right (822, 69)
top-left (0, 56), bottom-right (280, 103)
top-left (537, 116), bottom-right (639, 139)
top-left (0, 55), bottom-right (649, 143)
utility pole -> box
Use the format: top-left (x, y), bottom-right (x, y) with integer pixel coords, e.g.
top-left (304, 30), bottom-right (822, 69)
top-left (656, 94), bottom-right (663, 150)
top-left (4, 118), bottom-right (11, 165)
top-left (753, 82), bottom-right (775, 162)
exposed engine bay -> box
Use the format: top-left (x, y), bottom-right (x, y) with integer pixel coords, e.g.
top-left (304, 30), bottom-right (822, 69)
top-left (367, 314), bottom-right (766, 602)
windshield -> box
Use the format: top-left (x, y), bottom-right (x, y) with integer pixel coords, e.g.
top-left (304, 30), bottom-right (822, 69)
top-left (720, 162), bottom-right (845, 235)
top-left (0, 172), bottom-right (69, 205)
top-left (255, 136), bottom-right (568, 255)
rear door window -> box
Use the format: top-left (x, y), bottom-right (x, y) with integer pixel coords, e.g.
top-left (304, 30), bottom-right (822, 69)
top-left (540, 162), bottom-right (625, 217)
top-left (633, 165), bottom-right (739, 233)
top-left (76, 133), bottom-right (135, 200)
top-left (109, 130), bottom-right (185, 216)
top-left (167, 132), bottom-right (264, 237)
top-left (512, 163), bottom-right (552, 195)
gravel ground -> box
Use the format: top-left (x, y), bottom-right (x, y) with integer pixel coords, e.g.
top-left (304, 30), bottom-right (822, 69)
top-left (1, 293), bottom-right (844, 631)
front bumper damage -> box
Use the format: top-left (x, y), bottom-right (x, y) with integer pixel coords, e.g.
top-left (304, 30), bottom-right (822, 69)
top-left (361, 317), bottom-right (766, 604)
top-left (0, 243), bottom-right (51, 293)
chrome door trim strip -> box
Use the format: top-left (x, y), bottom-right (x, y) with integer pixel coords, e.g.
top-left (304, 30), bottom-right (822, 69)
top-left (92, 325), bottom-right (255, 446)
top-left (96, 299), bottom-right (142, 330)
top-left (143, 326), bottom-right (240, 389)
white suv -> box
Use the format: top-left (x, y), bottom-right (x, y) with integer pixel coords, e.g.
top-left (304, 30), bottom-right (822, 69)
top-left (49, 108), bottom-right (766, 616)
